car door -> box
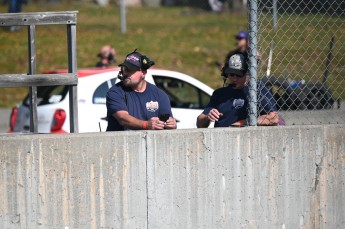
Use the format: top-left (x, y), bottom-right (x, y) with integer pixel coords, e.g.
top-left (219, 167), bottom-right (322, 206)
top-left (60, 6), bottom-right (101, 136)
top-left (151, 75), bottom-right (211, 129)
top-left (85, 78), bottom-right (117, 132)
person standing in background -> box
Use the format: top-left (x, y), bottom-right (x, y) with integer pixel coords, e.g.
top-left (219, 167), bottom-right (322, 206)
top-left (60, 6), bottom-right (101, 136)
top-left (216, 30), bottom-right (249, 70)
top-left (224, 30), bottom-right (249, 63)
top-left (96, 45), bottom-right (116, 68)
top-left (8, 0), bottom-right (25, 31)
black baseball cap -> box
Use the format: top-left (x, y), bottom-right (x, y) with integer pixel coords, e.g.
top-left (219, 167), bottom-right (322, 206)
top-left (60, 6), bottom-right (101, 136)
top-left (223, 52), bottom-right (248, 76)
top-left (119, 52), bottom-right (142, 71)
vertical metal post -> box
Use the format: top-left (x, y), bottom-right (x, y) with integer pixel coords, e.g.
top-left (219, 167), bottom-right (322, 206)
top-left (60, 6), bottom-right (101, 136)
top-left (323, 36), bottom-right (334, 83)
top-left (67, 24), bottom-right (79, 133)
top-left (248, 0), bottom-right (258, 126)
top-left (120, 0), bottom-right (127, 33)
top-left (28, 25), bottom-right (38, 133)
top-left (272, 0), bottom-right (277, 30)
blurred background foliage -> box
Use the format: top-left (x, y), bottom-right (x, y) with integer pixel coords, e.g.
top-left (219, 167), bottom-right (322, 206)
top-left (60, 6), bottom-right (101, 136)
top-left (0, 2), bottom-right (247, 107)
top-left (0, 0), bottom-right (344, 107)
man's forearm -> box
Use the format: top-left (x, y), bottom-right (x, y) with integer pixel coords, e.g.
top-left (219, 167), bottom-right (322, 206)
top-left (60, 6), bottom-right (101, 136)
top-left (113, 112), bottom-right (145, 130)
top-left (197, 114), bottom-right (210, 128)
top-left (257, 112), bottom-right (279, 126)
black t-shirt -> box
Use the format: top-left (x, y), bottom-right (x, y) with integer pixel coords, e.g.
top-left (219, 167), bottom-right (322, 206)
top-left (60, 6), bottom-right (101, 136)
top-left (202, 82), bottom-right (277, 127)
top-left (106, 81), bottom-right (173, 131)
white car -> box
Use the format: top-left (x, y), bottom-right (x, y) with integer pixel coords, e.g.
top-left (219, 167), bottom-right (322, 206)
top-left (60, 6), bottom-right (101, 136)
top-left (9, 68), bottom-right (214, 133)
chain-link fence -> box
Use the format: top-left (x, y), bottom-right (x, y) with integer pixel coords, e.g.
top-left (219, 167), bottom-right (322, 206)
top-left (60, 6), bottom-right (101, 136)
top-left (248, 0), bottom-right (345, 125)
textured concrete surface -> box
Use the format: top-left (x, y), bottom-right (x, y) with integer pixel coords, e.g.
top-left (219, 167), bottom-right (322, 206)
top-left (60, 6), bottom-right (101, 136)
top-left (0, 132), bottom-right (147, 228)
top-left (0, 125), bottom-right (344, 228)
top-left (146, 126), bottom-right (345, 228)
top-left (0, 109), bottom-right (10, 133)
top-left (280, 109), bottom-right (345, 125)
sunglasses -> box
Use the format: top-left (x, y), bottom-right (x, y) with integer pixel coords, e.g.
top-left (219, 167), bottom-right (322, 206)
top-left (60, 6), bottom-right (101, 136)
top-left (121, 66), bottom-right (138, 73)
top-left (228, 74), bottom-right (245, 78)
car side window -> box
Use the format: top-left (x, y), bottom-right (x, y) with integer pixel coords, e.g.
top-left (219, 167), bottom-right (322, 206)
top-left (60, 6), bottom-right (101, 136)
top-left (23, 85), bottom-right (68, 106)
top-left (152, 75), bottom-right (210, 109)
top-left (110, 78), bottom-right (117, 86)
top-left (93, 80), bottom-right (111, 104)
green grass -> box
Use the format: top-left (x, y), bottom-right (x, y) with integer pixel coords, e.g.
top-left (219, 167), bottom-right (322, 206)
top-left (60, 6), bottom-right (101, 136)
top-left (0, 3), bottom-right (247, 107)
top-left (0, 3), bottom-right (344, 107)
top-left (258, 13), bottom-right (345, 100)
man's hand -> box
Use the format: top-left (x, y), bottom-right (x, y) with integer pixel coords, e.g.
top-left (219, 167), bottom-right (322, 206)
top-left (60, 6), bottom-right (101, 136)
top-left (164, 117), bottom-right (177, 129)
top-left (257, 112), bottom-right (279, 126)
top-left (197, 108), bottom-right (223, 128)
top-left (147, 117), bottom-right (165, 130)
top-left (207, 108), bottom-right (223, 122)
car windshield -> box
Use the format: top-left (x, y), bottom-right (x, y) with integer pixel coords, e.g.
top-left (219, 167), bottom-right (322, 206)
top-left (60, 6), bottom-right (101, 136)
top-left (23, 85), bottom-right (69, 106)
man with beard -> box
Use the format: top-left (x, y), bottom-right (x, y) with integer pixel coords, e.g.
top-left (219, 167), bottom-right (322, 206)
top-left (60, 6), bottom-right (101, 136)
top-left (106, 50), bottom-right (177, 131)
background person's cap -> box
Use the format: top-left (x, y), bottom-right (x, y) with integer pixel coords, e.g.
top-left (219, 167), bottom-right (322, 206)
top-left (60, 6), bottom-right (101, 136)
top-left (223, 52), bottom-right (248, 76)
top-left (119, 52), bottom-right (142, 71)
top-left (235, 31), bottom-right (249, 40)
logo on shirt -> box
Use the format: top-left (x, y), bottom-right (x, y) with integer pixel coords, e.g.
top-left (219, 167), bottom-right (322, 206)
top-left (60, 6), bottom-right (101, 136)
top-left (233, 99), bottom-right (245, 109)
top-left (146, 101), bottom-right (159, 112)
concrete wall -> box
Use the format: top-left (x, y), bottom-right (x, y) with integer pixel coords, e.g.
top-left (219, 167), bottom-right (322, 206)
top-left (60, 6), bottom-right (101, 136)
top-left (0, 132), bottom-right (148, 228)
top-left (0, 125), bottom-right (344, 228)
top-left (0, 109), bottom-right (10, 133)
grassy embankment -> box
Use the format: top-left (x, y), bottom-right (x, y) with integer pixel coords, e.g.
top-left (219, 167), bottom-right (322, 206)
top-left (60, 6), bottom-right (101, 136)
top-left (0, 3), bottom-right (344, 107)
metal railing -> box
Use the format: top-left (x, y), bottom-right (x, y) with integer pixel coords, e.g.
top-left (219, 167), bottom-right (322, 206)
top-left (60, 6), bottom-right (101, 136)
top-left (0, 11), bottom-right (79, 133)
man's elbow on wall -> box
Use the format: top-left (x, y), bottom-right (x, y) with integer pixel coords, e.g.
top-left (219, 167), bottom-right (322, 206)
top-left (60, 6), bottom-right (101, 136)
top-left (271, 112), bottom-right (279, 126)
top-left (196, 115), bottom-right (207, 128)
top-left (113, 113), bottom-right (127, 127)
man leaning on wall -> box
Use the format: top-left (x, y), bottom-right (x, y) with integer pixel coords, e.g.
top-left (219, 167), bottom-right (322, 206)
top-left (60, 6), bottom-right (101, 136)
top-left (106, 50), bottom-right (177, 131)
top-left (197, 52), bottom-right (279, 128)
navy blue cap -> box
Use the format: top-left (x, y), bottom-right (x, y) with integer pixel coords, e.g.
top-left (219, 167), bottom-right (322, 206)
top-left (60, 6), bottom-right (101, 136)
top-left (119, 52), bottom-right (142, 71)
top-left (235, 31), bottom-right (249, 40)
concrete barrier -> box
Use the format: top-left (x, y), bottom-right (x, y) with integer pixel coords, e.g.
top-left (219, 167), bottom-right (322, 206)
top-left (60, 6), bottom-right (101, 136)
top-left (0, 125), bottom-right (344, 228)
top-left (0, 132), bottom-right (147, 228)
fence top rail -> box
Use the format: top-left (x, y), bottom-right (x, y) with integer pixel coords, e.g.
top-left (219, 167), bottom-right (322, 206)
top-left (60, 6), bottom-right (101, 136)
top-left (0, 11), bottom-right (78, 26)
top-left (0, 73), bottom-right (78, 88)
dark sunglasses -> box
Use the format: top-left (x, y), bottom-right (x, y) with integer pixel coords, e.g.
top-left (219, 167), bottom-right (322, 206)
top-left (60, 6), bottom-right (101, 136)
top-left (228, 74), bottom-right (245, 78)
top-left (121, 66), bottom-right (137, 73)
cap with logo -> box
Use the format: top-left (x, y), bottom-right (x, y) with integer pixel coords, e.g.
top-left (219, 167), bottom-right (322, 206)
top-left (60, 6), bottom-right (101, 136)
top-left (223, 52), bottom-right (248, 77)
top-left (235, 31), bottom-right (249, 40)
top-left (118, 50), bottom-right (154, 71)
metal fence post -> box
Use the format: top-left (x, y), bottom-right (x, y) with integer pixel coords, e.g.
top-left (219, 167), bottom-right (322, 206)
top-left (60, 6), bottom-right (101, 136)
top-left (28, 25), bottom-right (38, 133)
top-left (248, 0), bottom-right (258, 126)
top-left (67, 24), bottom-right (79, 133)
top-left (120, 0), bottom-right (126, 33)
top-left (272, 0), bottom-right (278, 30)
